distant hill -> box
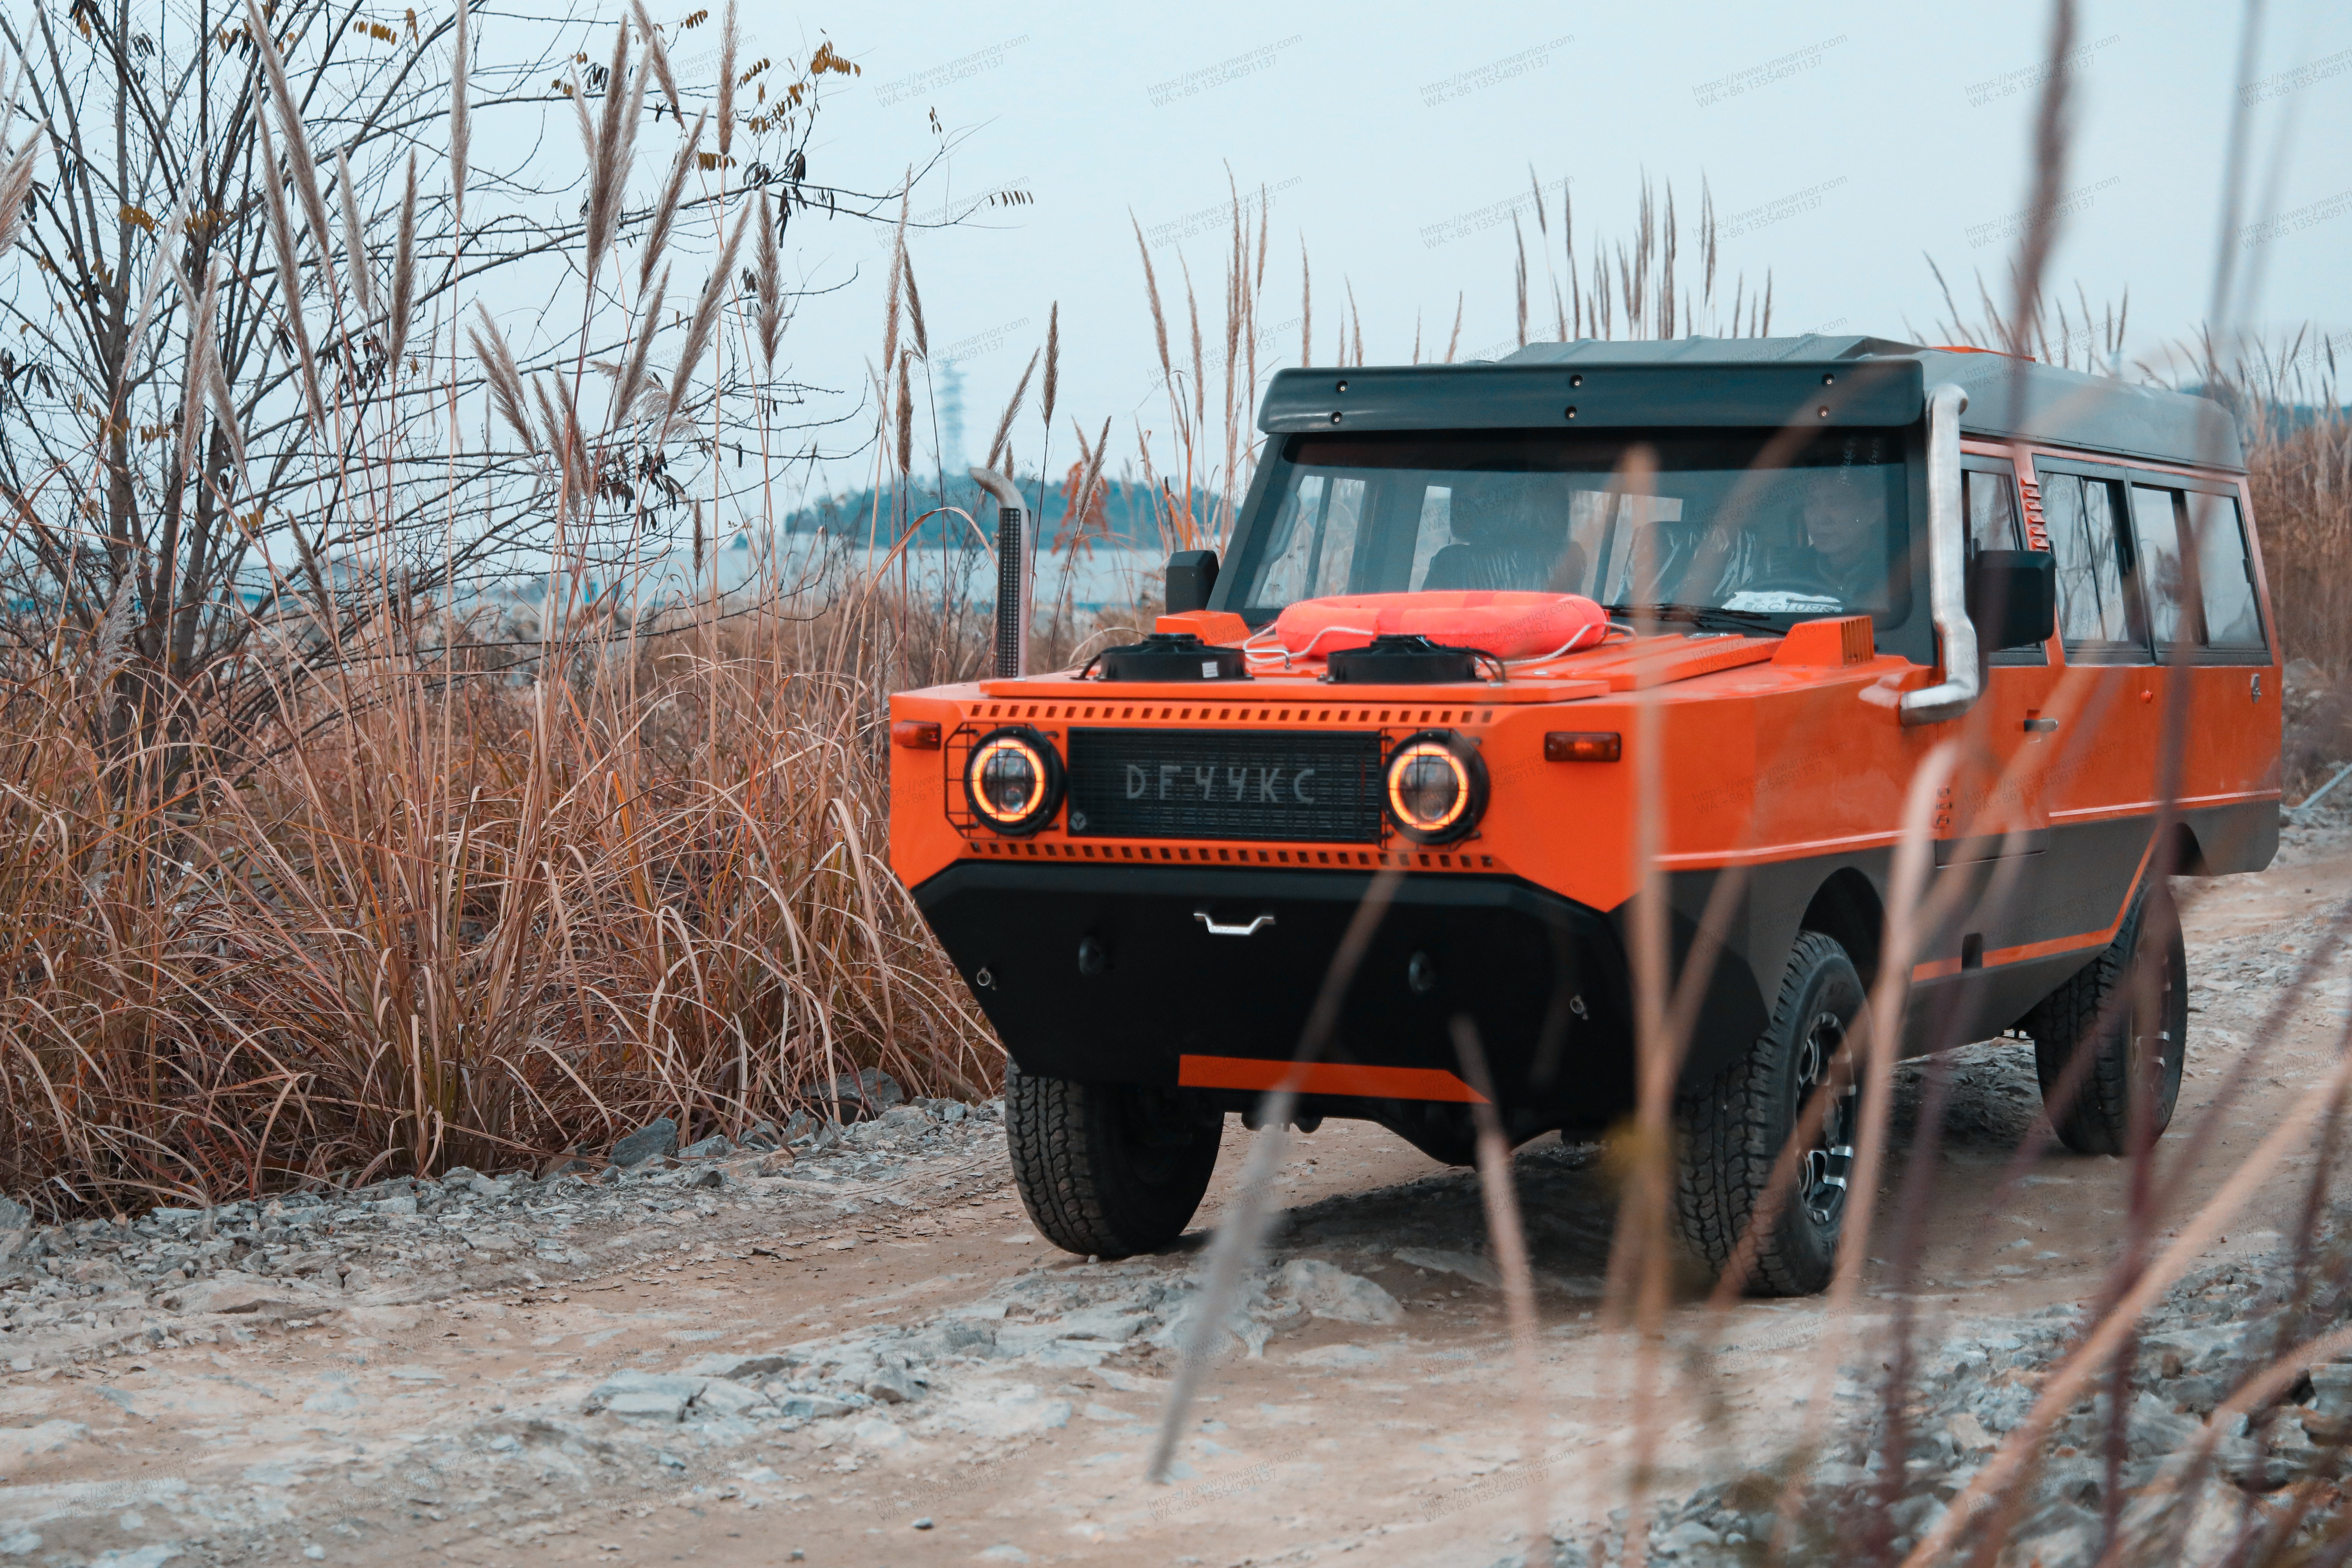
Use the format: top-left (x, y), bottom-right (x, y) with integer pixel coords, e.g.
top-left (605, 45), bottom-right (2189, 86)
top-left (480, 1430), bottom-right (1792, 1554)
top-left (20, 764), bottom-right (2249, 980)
top-left (783, 476), bottom-right (1217, 551)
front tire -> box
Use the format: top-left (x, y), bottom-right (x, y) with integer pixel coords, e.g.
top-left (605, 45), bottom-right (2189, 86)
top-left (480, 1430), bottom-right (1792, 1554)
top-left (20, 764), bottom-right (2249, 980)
top-left (2025, 886), bottom-right (2187, 1156)
top-left (1674, 930), bottom-right (1865, 1297)
top-left (1004, 1065), bottom-right (1223, 1258)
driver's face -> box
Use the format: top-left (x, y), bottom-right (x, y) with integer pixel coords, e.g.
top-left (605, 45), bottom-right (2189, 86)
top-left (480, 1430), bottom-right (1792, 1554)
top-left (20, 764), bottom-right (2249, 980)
top-left (1806, 495), bottom-right (1873, 567)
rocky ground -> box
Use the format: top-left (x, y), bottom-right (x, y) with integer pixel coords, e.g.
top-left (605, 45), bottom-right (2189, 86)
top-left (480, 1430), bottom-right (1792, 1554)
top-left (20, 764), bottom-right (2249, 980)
top-left (1, 802), bottom-right (2347, 1568)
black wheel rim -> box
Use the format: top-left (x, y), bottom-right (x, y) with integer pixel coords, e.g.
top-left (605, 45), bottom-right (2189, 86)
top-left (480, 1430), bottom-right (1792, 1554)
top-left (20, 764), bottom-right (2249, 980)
top-left (1117, 1087), bottom-right (1211, 1186)
top-left (1794, 1009), bottom-right (1856, 1228)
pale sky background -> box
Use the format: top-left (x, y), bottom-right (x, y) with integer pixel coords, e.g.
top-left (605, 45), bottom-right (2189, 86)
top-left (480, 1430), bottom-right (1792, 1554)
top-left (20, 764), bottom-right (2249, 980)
top-left (749, 0), bottom-right (2347, 485)
top-left (491, 0), bottom-right (2351, 504)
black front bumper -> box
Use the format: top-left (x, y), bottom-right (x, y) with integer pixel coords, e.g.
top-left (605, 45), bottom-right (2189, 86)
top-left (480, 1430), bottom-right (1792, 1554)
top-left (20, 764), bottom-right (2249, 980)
top-left (912, 862), bottom-right (1640, 1133)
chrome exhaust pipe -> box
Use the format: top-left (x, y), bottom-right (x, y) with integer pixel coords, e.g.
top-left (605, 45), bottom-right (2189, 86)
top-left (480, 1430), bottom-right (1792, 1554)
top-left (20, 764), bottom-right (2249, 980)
top-left (971, 467), bottom-right (1032, 678)
top-left (1900, 383), bottom-right (1979, 727)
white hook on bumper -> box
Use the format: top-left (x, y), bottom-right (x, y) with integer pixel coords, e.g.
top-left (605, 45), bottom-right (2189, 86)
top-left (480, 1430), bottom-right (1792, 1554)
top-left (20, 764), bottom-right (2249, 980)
top-left (1195, 911), bottom-right (1277, 938)
top-left (1900, 383), bottom-right (1977, 726)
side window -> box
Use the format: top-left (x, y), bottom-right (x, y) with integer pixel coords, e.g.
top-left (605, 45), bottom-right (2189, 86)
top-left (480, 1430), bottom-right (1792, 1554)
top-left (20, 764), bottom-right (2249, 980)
top-left (2127, 485), bottom-right (2194, 649)
top-left (1963, 468), bottom-right (2023, 558)
top-left (2189, 491), bottom-right (2266, 650)
top-left (2041, 469), bottom-right (2138, 652)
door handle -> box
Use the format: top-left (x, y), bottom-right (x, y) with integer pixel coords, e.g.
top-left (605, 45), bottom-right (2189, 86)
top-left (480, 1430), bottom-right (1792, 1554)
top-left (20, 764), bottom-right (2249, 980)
top-left (2023, 717), bottom-right (2058, 733)
top-left (1195, 911), bottom-right (1276, 938)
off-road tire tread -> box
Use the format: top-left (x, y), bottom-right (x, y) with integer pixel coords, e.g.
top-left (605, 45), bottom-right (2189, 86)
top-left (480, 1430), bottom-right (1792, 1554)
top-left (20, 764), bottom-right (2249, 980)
top-left (2026, 891), bottom-right (2183, 1156)
top-left (1673, 930), bottom-right (1854, 1298)
top-left (1003, 1065), bottom-right (1216, 1259)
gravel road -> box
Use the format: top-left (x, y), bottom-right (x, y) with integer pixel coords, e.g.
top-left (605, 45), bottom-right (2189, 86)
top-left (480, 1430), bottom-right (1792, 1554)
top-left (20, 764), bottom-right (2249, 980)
top-left (2, 812), bottom-right (2347, 1568)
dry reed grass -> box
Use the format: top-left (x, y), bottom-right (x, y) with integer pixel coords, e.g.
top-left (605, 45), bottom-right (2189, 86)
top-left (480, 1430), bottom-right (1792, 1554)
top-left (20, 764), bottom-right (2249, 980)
top-left (0, 11), bottom-right (1008, 1218)
top-left (0, 576), bottom-right (999, 1217)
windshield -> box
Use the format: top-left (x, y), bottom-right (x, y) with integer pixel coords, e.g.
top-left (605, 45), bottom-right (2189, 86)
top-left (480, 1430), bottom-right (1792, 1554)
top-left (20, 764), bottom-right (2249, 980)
top-left (1229, 430), bottom-right (1913, 634)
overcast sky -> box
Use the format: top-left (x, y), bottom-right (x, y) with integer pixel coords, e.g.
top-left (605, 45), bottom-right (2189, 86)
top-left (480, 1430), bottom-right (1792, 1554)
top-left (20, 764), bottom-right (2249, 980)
top-left (539, 0), bottom-right (2352, 500)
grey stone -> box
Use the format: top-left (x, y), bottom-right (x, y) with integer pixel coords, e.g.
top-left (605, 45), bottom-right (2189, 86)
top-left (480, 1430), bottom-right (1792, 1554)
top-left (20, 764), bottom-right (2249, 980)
top-left (814, 1069), bottom-right (902, 1122)
top-left (2125, 1390), bottom-right (2199, 1453)
top-left (610, 1118), bottom-right (678, 1167)
top-left (692, 1379), bottom-right (766, 1418)
top-left (1281, 1259), bottom-right (1404, 1325)
top-left (604, 1389), bottom-right (690, 1421)
top-left (687, 1353), bottom-right (789, 1381)
top-left (1889, 1494), bottom-right (1944, 1536)
top-left (2010, 1503), bottom-right (2099, 1568)
top-left (2308, 1363), bottom-right (2352, 1418)
top-left (680, 1135), bottom-right (733, 1160)
top-left (740, 1121), bottom-right (782, 1152)
top-left (1653, 1520), bottom-right (1718, 1553)
top-left (588, 1371), bottom-right (705, 1421)
top-left (864, 1365), bottom-right (918, 1404)
top-left (903, 1321), bottom-right (996, 1360)
top-left (781, 1110), bottom-right (817, 1141)
top-left (778, 1393), bottom-right (858, 1420)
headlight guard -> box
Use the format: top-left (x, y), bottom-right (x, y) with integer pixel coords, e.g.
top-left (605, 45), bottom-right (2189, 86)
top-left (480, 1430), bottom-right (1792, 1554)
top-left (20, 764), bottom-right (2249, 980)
top-left (1383, 729), bottom-right (1487, 844)
top-left (962, 726), bottom-right (1065, 836)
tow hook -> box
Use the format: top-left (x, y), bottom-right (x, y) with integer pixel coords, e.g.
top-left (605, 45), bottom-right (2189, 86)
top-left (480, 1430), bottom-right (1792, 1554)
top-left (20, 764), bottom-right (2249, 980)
top-left (1195, 911), bottom-right (1277, 938)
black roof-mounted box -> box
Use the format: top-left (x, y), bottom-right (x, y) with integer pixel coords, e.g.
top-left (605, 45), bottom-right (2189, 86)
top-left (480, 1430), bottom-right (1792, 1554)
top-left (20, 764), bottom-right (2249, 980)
top-left (1257, 334), bottom-right (2244, 472)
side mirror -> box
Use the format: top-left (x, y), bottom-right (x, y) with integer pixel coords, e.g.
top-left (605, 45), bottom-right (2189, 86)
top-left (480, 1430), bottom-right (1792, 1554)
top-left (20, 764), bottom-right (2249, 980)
top-left (1966, 549), bottom-right (2056, 651)
top-left (1166, 549), bottom-right (1220, 614)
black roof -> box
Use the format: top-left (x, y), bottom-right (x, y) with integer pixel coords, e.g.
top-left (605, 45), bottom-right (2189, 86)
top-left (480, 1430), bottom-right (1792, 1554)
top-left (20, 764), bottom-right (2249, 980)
top-left (1256, 334), bottom-right (2243, 472)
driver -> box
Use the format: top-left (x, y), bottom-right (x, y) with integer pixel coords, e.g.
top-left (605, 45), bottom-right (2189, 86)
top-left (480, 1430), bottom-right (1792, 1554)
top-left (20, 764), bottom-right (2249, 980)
top-left (1754, 485), bottom-right (1887, 608)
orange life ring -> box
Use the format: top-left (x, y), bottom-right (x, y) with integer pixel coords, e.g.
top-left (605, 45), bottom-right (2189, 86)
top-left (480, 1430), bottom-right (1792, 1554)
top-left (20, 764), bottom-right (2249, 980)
top-left (1263, 590), bottom-right (1610, 662)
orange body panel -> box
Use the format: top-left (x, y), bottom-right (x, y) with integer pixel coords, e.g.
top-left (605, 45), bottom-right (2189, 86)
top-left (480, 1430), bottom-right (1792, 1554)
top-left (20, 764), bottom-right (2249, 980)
top-left (1177, 1056), bottom-right (1488, 1103)
top-left (891, 601), bottom-right (2276, 921)
top-left (891, 440), bottom-right (2279, 1107)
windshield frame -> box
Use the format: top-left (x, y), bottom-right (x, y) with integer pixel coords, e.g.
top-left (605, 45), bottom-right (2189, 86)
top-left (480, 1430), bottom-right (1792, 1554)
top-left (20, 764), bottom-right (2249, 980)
top-left (1213, 425), bottom-right (1933, 664)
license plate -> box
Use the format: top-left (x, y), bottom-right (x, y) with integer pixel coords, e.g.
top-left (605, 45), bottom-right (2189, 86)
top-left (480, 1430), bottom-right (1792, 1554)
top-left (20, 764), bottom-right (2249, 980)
top-left (1065, 729), bottom-right (1384, 842)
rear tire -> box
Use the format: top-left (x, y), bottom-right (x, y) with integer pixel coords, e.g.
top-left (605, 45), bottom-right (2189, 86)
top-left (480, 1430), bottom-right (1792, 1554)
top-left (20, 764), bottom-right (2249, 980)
top-left (2025, 886), bottom-right (2187, 1156)
top-left (1673, 930), bottom-right (1865, 1297)
top-left (1004, 1065), bottom-right (1223, 1258)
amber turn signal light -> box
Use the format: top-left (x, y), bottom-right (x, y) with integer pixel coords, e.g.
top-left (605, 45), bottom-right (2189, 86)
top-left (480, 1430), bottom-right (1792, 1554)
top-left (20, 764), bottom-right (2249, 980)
top-left (891, 719), bottom-right (942, 750)
top-left (1544, 731), bottom-right (1622, 763)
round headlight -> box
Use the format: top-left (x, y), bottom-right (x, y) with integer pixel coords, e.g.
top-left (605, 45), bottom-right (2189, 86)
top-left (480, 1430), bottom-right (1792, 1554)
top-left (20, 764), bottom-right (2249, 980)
top-left (964, 727), bottom-right (1064, 835)
top-left (1384, 730), bottom-right (1487, 844)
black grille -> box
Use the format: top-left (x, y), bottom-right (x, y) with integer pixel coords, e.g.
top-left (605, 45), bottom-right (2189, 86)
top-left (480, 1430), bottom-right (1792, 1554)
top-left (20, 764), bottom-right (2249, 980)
top-left (1066, 729), bottom-right (1384, 842)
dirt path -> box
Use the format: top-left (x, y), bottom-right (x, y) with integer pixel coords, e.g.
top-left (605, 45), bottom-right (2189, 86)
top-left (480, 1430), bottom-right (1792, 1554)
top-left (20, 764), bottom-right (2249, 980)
top-left (4, 824), bottom-right (2348, 1568)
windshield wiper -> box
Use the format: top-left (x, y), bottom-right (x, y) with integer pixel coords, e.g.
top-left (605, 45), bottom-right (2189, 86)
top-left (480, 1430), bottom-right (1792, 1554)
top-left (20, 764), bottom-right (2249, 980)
top-left (1605, 602), bottom-right (1790, 635)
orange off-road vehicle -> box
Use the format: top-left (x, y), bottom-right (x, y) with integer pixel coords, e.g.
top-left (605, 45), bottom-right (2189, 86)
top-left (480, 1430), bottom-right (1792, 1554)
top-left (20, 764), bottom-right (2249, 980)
top-left (888, 336), bottom-right (2278, 1295)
